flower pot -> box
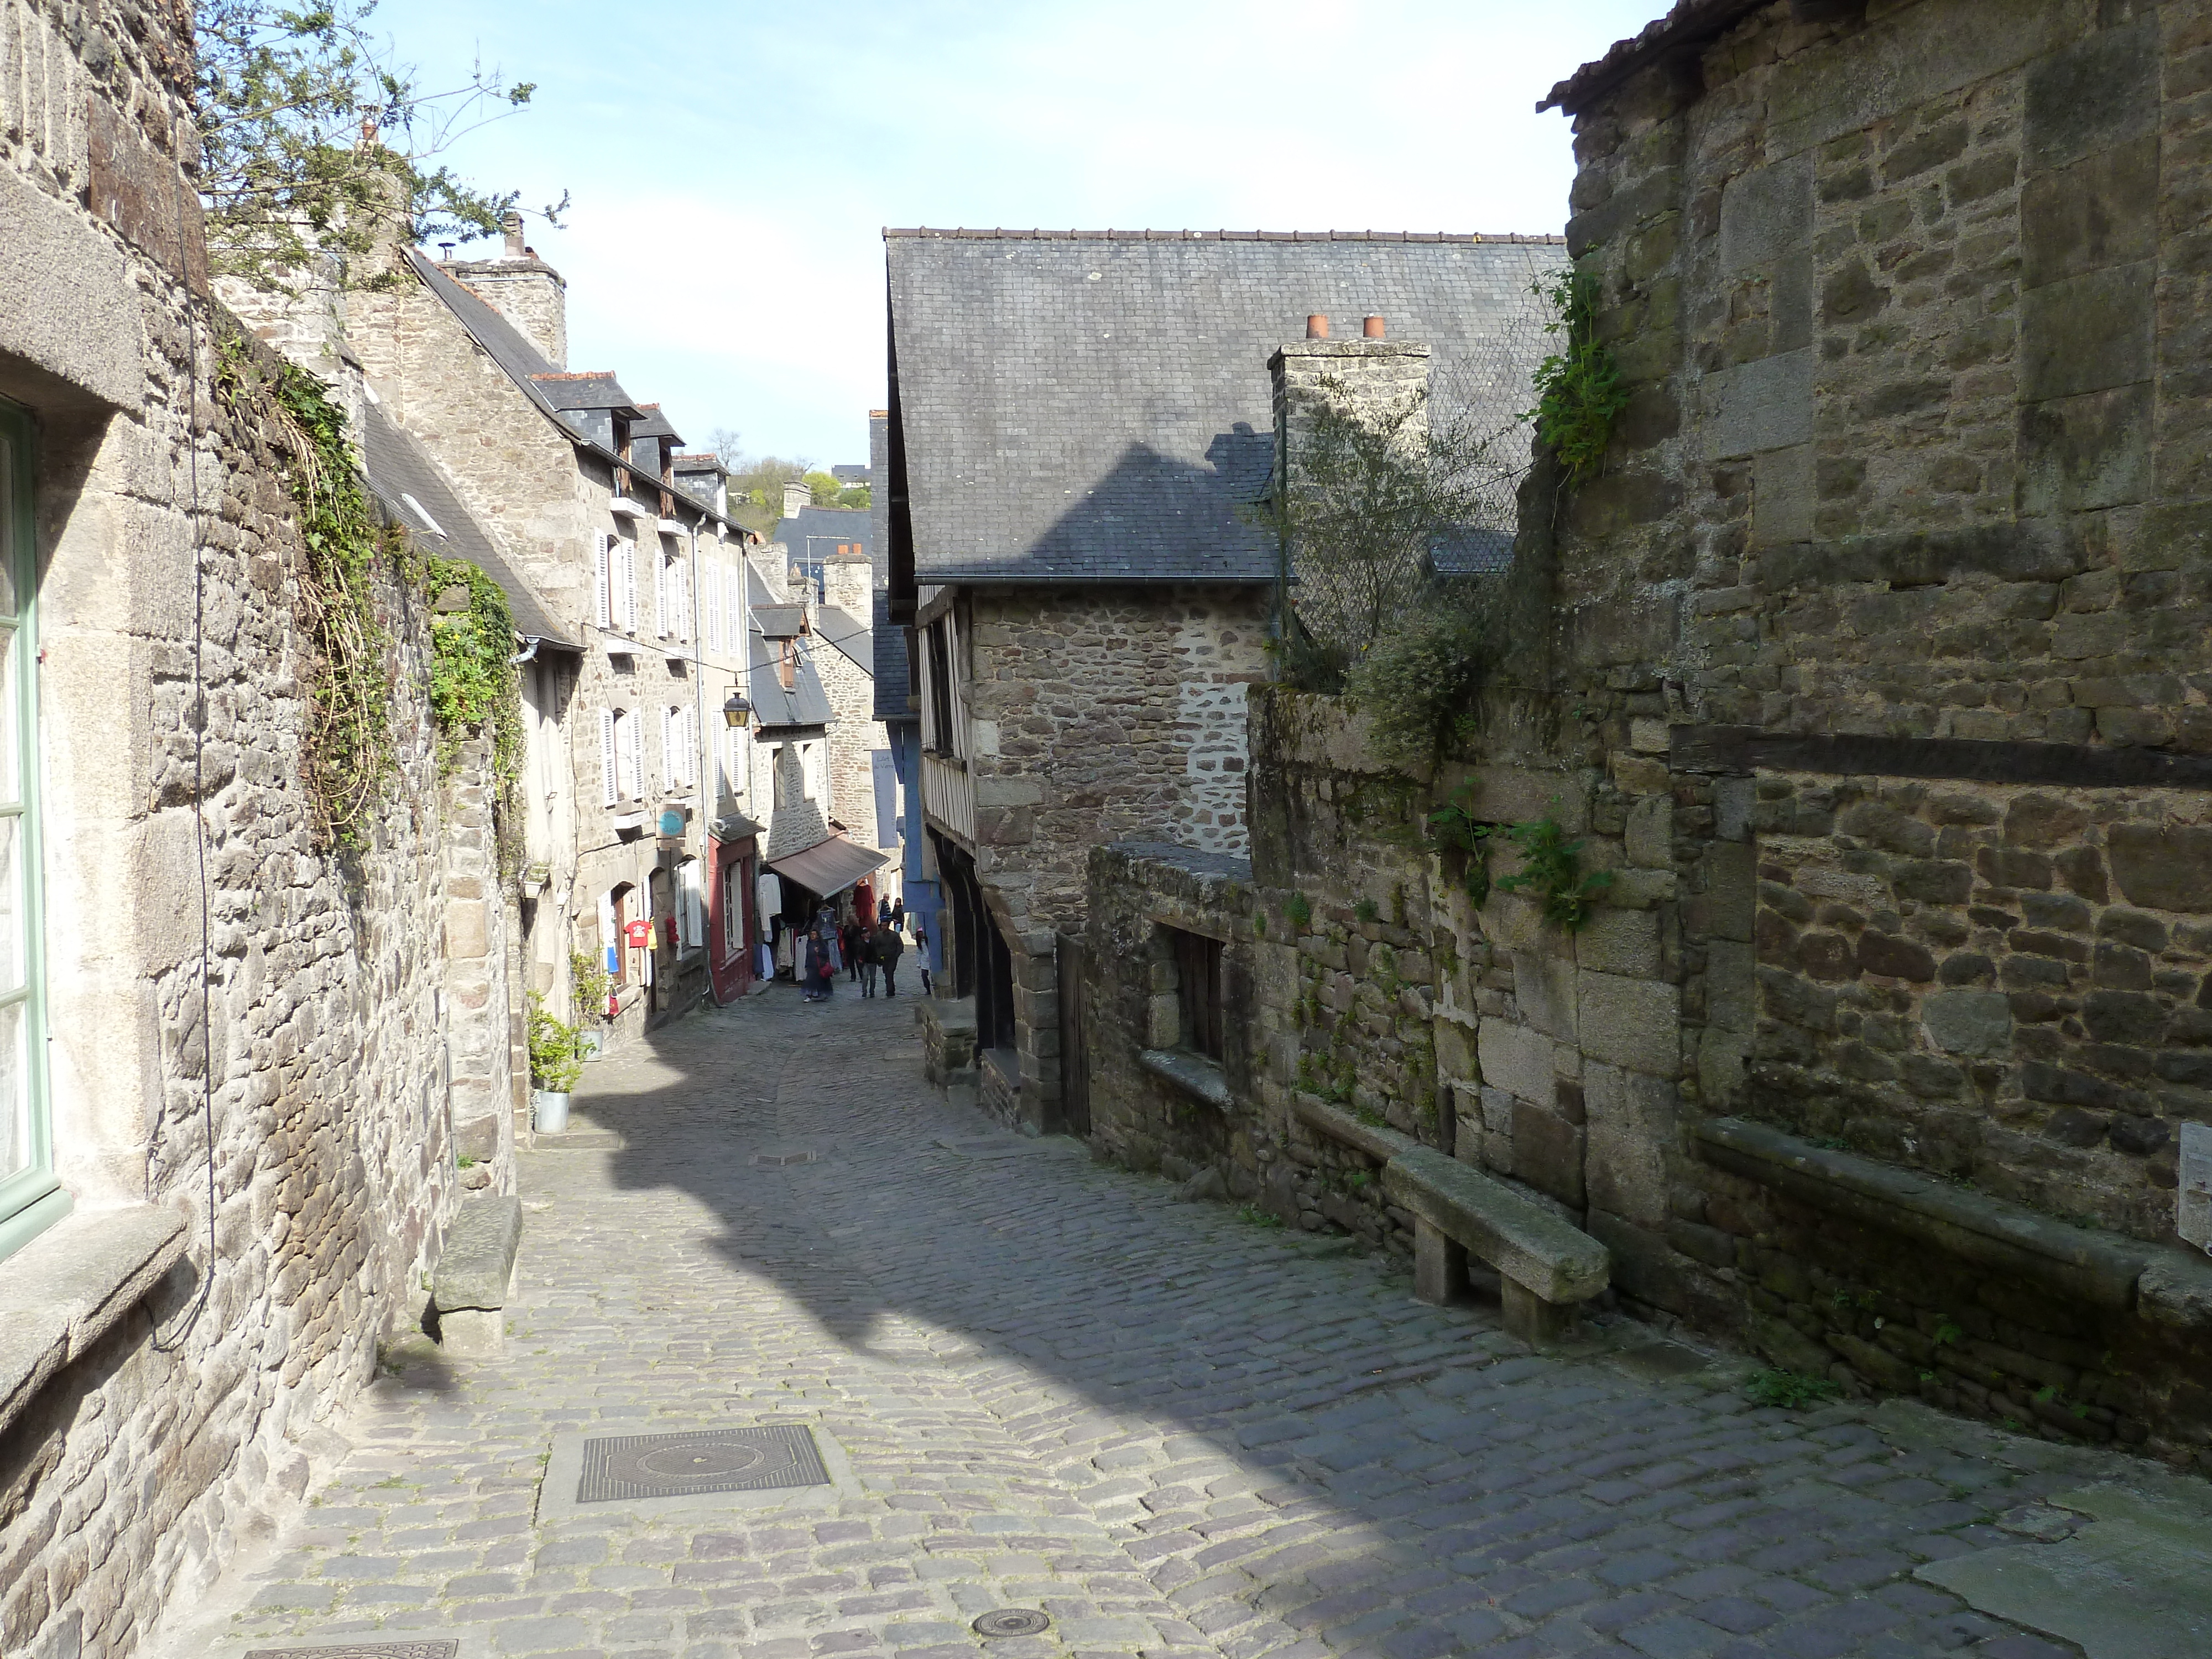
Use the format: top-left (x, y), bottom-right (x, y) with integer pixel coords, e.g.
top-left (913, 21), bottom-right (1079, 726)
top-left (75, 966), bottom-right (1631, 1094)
top-left (532, 1090), bottom-right (571, 1134)
top-left (576, 1030), bottom-right (604, 1061)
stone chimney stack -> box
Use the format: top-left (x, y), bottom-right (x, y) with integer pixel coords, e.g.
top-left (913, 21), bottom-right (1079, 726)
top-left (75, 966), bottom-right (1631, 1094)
top-left (781, 479), bottom-right (812, 520)
top-left (823, 547), bottom-right (871, 618)
top-left (1269, 318), bottom-right (1432, 501)
top-left (443, 213), bottom-right (568, 369)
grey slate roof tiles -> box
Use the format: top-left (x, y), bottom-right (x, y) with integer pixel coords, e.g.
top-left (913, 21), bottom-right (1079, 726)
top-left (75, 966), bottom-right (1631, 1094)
top-left (815, 605), bottom-right (873, 674)
top-left (871, 589), bottom-right (912, 725)
top-left (886, 230), bottom-right (1565, 585)
top-left (357, 401), bottom-right (576, 648)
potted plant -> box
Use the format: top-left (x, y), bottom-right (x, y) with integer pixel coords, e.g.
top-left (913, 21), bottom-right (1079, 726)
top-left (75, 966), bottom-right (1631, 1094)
top-left (527, 993), bottom-right (585, 1133)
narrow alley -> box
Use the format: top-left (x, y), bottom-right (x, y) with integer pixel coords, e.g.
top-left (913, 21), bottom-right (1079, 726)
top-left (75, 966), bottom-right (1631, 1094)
top-left (156, 991), bottom-right (2157, 1659)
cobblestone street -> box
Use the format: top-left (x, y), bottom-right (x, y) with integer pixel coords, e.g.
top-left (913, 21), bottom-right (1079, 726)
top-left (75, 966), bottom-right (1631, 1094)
top-left (161, 988), bottom-right (2105, 1659)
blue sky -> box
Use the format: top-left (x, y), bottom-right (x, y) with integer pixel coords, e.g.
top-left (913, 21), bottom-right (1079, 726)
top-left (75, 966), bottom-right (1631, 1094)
top-left (367, 0), bottom-right (1659, 465)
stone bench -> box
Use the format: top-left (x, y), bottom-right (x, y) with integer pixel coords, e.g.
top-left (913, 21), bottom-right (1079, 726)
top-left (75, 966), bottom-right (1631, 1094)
top-left (1382, 1146), bottom-right (1610, 1343)
top-left (430, 1194), bottom-right (522, 1359)
top-left (1291, 1093), bottom-right (1609, 1343)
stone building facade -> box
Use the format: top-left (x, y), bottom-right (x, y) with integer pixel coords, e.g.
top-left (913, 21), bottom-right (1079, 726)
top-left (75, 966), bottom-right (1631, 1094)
top-left (1079, 0), bottom-right (2212, 1468)
top-left (0, 4), bottom-right (514, 1654)
top-left (345, 234), bottom-right (763, 1034)
top-left (886, 229), bottom-right (1556, 1130)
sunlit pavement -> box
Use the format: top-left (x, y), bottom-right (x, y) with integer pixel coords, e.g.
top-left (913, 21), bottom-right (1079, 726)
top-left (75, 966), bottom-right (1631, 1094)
top-left (158, 983), bottom-right (2095, 1659)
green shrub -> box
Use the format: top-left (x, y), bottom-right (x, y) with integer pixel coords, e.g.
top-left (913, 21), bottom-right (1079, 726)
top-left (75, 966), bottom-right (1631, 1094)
top-left (526, 993), bottom-right (585, 1092)
top-left (1744, 1369), bottom-right (1841, 1410)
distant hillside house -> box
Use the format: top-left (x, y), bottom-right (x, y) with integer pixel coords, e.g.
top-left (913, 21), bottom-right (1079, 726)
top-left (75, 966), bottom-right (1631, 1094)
top-left (883, 226), bottom-right (1562, 1134)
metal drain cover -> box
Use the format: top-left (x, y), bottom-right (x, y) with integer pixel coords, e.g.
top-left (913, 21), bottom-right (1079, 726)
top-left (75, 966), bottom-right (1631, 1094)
top-left (246, 1646), bottom-right (460, 1659)
top-left (972, 1609), bottom-right (1051, 1638)
top-left (577, 1425), bottom-right (830, 1503)
top-left (750, 1149), bottom-right (816, 1167)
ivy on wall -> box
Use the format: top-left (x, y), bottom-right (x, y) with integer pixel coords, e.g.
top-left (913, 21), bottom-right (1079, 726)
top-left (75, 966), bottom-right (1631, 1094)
top-left (257, 351), bottom-right (398, 846)
top-left (1526, 269), bottom-right (1630, 487)
top-left (221, 335), bottom-right (525, 864)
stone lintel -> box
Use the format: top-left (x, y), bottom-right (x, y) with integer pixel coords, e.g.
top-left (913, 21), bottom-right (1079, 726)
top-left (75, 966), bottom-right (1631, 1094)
top-left (0, 1205), bottom-right (190, 1439)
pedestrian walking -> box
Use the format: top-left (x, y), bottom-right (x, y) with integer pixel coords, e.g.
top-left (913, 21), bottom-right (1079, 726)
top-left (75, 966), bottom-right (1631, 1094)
top-left (802, 924), bottom-right (841, 1002)
top-left (842, 915), bottom-right (864, 982)
top-left (874, 921), bottom-right (905, 997)
top-left (858, 924), bottom-right (880, 998)
top-left (911, 922), bottom-right (932, 997)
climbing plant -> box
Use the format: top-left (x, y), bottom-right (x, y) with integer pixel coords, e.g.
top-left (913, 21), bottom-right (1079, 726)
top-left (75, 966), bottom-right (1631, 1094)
top-left (1494, 816), bottom-right (1613, 931)
top-left (423, 554), bottom-right (525, 872)
top-left (260, 353), bottom-right (398, 845)
top-left (1525, 269), bottom-right (1630, 487)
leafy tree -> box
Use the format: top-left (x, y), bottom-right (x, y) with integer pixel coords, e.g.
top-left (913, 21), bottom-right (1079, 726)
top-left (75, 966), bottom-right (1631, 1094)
top-left (836, 486), bottom-right (872, 510)
top-left (803, 470), bottom-right (843, 508)
top-left (195, 0), bottom-right (567, 290)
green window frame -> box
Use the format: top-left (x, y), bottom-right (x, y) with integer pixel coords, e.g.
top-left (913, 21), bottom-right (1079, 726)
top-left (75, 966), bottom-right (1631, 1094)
top-left (0, 397), bottom-right (58, 1260)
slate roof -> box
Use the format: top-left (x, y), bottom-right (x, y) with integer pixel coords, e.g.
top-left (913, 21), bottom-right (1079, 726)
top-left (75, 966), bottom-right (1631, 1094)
top-left (753, 604), bottom-right (806, 638)
top-left (885, 229), bottom-right (1566, 587)
top-left (773, 505), bottom-right (872, 571)
top-left (816, 604), bottom-right (873, 674)
top-left (872, 589), bottom-right (913, 724)
top-left (1429, 526), bottom-right (1516, 577)
top-left (832, 464), bottom-right (872, 484)
top-left (357, 401), bottom-right (576, 648)
top-left (403, 248), bottom-right (744, 534)
top-left (747, 637), bottom-right (834, 728)
top-left (630, 403), bottom-right (683, 443)
top-left (528, 371), bottom-right (638, 412)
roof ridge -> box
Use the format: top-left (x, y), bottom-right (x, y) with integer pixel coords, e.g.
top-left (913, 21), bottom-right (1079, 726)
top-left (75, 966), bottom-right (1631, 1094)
top-left (881, 227), bottom-right (1566, 244)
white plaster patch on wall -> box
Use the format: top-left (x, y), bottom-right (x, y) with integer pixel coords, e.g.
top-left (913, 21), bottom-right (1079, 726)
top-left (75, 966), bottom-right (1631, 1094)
top-left (1176, 679), bottom-right (1249, 853)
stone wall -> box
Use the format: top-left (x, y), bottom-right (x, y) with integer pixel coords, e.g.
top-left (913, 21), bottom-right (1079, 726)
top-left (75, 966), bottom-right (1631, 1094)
top-left (948, 582), bottom-right (1269, 1129)
top-left (0, 4), bottom-right (518, 1651)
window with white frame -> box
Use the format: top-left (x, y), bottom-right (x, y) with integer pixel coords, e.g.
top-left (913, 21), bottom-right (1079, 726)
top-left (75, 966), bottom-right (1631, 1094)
top-left (594, 531), bottom-right (613, 629)
top-left (679, 856), bottom-right (703, 950)
top-left (614, 536), bottom-right (638, 633)
top-left (612, 707), bottom-right (640, 800)
top-left (0, 400), bottom-right (54, 1260)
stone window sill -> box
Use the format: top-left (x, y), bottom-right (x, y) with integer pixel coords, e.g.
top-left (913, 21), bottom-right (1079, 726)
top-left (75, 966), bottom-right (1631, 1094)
top-left (0, 1204), bottom-right (187, 1440)
top-left (1140, 1048), bottom-right (1233, 1110)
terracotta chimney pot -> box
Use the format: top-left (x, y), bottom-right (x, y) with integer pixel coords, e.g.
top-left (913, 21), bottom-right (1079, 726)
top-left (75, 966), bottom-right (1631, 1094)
top-left (1306, 314), bottom-right (1329, 340)
top-left (1363, 315), bottom-right (1385, 338)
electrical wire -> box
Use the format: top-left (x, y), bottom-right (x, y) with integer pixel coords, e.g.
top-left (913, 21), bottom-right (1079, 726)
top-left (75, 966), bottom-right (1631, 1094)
top-left (151, 167), bottom-right (217, 1354)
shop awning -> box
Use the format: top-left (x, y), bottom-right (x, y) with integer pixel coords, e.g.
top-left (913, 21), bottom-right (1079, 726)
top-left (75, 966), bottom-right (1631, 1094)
top-left (765, 834), bottom-right (890, 899)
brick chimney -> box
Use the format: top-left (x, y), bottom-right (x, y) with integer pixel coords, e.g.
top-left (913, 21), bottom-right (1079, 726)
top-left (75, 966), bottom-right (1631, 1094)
top-left (442, 211), bottom-right (568, 369)
top-left (781, 479), bottom-right (812, 520)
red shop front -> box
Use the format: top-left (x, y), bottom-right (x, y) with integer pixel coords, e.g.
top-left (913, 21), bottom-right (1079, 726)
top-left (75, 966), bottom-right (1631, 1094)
top-left (707, 815), bottom-right (763, 1004)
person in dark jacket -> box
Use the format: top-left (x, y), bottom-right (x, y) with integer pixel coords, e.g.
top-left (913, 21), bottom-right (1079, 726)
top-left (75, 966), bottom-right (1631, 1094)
top-left (873, 922), bottom-right (906, 997)
top-left (842, 916), bottom-right (864, 982)
top-left (857, 924), bottom-right (880, 997)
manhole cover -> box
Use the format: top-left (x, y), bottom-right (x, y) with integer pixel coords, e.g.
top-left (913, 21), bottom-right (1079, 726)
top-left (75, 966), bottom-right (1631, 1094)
top-left (751, 1149), bottom-right (816, 1167)
top-left (246, 1646), bottom-right (460, 1659)
top-left (577, 1425), bottom-right (830, 1503)
top-left (972, 1609), bottom-right (1051, 1638)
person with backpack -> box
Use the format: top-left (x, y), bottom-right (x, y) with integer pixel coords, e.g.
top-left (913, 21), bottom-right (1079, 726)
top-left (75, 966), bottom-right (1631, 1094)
top-left (873, 922), bottom-right (906, 997)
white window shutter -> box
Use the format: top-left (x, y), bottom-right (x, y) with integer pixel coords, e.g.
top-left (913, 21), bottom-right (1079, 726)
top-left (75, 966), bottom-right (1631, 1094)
top-left (662, 706), bottom-right (675, 787)
top-left (623, 711), bottom-right (641, 798)
top-left (685, 705), bottom-right (700, 785)
top-left (620, 541), bottom-right (638, 632)
top-left (594, 533), bottom-right (612, 628)
top-left (599, 709), bottom-right (617, 806)
top-left (655, 555), bottom-right (668, 638)
top-left (707, 562), bottom-right (721, 650)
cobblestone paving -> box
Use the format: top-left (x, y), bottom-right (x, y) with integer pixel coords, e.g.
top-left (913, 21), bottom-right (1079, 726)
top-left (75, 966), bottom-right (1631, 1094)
top-left (161, 986), bottom-right (2093, 1659)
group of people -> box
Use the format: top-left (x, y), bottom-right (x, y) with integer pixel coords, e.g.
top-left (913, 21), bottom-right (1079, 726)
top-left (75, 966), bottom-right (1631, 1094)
top-left (796, 898), bottom-right (931, 1005)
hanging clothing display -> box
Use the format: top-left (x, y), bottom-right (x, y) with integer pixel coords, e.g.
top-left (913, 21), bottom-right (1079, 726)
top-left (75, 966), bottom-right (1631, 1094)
top-left (757, 870), bottom-right (784, 925)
